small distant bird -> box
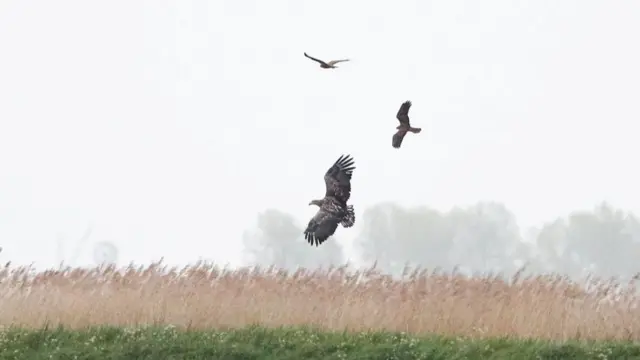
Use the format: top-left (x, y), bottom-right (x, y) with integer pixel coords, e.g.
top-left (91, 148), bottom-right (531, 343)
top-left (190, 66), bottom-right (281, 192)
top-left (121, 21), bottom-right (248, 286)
top-left (304, 154), bottom-right (356, 246)
top-left (304, 52), bottom-right (350, 69)
top-left (392, 100), bottom-right (422, 149)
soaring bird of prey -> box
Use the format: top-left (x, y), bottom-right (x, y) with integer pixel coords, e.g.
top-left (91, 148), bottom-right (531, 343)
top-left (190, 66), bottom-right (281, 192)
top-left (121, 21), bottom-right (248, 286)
top-left (392, 100), bottom-right (422, 149)
top-left (304, 52), bottom-right (350, 69)
top-left (304, 154), bottom-right (356, 246)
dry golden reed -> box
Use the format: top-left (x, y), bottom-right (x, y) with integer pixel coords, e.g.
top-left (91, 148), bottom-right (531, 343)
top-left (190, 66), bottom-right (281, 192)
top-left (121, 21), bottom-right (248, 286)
top-left (0, 260), bottom-right (639, 341)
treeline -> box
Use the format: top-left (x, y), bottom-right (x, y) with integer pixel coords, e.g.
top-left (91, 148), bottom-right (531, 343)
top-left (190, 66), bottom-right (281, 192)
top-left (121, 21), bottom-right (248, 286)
top-left (242, 201), bottom-right (640, 280)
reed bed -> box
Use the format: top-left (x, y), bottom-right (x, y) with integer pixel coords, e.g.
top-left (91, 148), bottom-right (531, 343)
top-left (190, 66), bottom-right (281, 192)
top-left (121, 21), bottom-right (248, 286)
top-left (0, 261), bottom-right (639, 341)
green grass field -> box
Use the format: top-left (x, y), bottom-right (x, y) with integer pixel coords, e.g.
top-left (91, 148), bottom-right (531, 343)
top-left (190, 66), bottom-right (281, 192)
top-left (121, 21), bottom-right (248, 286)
top-left (0, 327), bottom-right (640, 360)
top-left (2, 326), bottom-right (640, 360)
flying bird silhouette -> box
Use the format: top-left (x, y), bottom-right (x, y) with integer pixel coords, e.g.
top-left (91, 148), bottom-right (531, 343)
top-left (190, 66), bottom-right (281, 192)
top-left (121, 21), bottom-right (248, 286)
top-left (304, 52), bottom-right (350, 69)
top-left (392, 100), bottom-right (422, 149)
top-left (304, 154), bottom-right (356, 246)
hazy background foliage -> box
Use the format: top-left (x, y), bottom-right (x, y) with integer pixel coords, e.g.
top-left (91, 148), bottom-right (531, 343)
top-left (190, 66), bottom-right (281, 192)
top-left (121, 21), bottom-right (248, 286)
top-left (242, 201), bottom-right (640, 281)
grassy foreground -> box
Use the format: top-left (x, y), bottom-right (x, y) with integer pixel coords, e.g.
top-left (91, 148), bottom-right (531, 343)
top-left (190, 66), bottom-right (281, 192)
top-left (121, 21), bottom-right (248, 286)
top-left (2, 262), bottom-right (640, 340)
top-left (0, 326), bottom-right (639, 360)
top-left (2, 262), bottom-right (640, 358)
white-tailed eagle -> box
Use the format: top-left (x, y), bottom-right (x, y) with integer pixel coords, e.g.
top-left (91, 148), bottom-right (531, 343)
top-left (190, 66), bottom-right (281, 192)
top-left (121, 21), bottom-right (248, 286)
top-left (304, 154), bottom-right (356, 246)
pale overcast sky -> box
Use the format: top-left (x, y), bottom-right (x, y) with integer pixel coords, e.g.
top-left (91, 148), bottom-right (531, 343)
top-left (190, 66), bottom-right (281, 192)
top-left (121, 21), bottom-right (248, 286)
top-left (1, 1), bottom-right (639, 269)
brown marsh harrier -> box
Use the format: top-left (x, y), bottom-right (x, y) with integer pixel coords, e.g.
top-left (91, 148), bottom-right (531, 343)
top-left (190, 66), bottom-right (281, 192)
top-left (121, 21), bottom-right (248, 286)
top-left (392, 100), bottom-right (422, 149)
top-left (304, 52), bottom-right (350, 69)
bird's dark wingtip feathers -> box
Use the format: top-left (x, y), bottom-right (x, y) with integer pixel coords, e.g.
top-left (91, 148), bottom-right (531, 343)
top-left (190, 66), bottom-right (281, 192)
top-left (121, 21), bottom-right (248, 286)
top-left (333, 155), bottom-right (355, 177)
top-left (399, 100), bottom-right (412, 111)
top-left (335, 154), bottom-right (355, 168)
top-left (304, 231), bottom-right (324, 247)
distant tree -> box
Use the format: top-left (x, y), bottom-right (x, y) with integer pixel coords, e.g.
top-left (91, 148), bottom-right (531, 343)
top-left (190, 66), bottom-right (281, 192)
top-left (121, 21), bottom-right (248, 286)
top-left (354, 201), bottom-right (527, 277)
top-left (447, 202), bottom-right (530, 276)
top-left (354, 202), bottom-right (453, 276)
top-left (242, 209), bottom-right (345, 271)
top-left (535, 217), bottom-right (582, 277)
top-left (535, 202), bottom-right (640, 279)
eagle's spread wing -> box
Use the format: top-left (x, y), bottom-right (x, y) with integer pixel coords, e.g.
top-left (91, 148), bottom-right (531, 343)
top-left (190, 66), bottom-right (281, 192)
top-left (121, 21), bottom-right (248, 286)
top-left (396, 100), bottom-right (412, 126)
top-left (324, 154), bottom-right (355, 204)
top-left (304, 199), bottom-right (343, 246)
top-left (327, 59), bottom-right (349, 66)
top-left (392, 129), bottom-right (407, 149)
top-left (304, 52), bottom-right (328, 67)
